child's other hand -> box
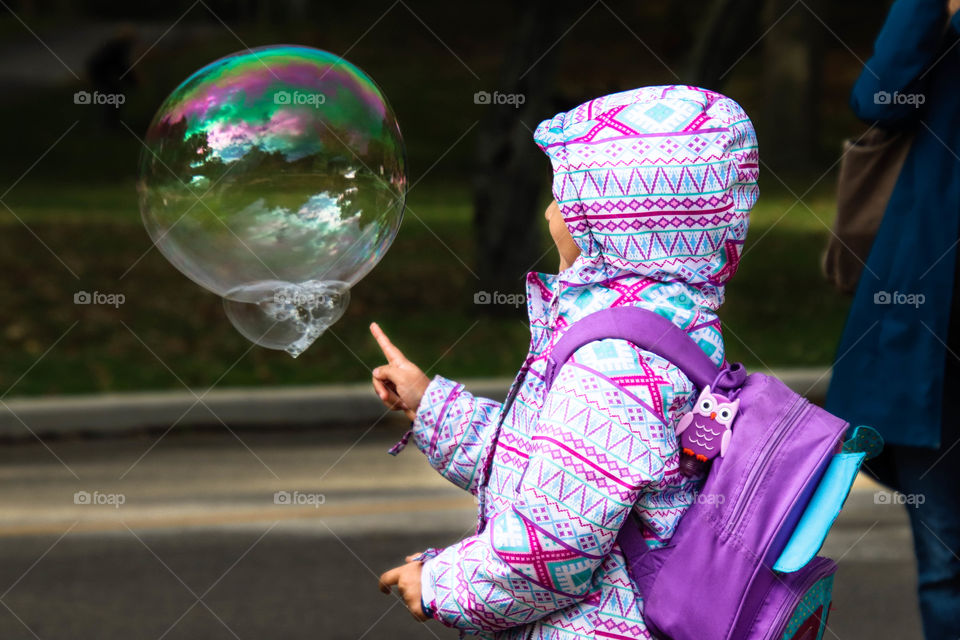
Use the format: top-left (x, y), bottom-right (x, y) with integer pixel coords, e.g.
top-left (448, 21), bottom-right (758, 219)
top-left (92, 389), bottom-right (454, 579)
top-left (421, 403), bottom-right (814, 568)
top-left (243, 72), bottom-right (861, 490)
top-left (378, 558), bottom-right (427, 622)
top-left (370, 322), bottom-right (430, 422)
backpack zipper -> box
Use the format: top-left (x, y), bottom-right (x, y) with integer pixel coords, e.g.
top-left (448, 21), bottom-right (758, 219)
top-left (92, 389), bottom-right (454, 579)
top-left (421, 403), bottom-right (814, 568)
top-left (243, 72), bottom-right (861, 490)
top-left (725, 397), bottom-right (811, 533)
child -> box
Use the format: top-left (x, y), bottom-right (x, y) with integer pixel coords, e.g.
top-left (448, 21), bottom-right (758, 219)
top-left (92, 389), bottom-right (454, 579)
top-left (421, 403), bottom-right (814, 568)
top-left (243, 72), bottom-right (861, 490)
top-left (373, 85), bottom-right (759, 639)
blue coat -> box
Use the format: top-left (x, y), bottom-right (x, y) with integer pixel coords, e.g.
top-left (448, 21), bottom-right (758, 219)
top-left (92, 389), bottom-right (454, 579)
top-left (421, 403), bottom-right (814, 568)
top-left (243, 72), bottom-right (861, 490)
top-left (826, 0), bottom-right (960, 448)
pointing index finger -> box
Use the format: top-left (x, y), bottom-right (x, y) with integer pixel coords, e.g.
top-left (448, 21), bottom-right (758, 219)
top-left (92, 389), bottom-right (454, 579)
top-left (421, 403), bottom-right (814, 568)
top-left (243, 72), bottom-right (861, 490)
top-left (370, 322), bottom-right (405, 363)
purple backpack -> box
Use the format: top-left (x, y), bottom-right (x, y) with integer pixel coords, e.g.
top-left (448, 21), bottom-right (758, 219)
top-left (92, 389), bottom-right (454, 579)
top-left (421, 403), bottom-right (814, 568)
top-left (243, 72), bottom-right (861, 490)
top-left (543, 307), bottom-right (881, 640)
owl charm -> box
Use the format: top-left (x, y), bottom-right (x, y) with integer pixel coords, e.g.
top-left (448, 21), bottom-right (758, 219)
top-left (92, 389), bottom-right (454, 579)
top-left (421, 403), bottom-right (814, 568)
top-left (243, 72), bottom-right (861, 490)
top-left (675, 385), bottom-right (740, 477)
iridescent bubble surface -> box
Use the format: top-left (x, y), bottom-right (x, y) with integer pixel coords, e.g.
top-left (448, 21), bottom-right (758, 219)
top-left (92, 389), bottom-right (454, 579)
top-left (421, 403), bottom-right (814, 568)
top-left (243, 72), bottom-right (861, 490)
top-left (137, 45), bottom-right (406, 356)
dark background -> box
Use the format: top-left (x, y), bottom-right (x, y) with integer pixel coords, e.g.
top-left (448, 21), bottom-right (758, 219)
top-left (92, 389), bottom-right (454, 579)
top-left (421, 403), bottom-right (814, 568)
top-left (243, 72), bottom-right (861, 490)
top-left (0, 0), bottom-right (888, 395)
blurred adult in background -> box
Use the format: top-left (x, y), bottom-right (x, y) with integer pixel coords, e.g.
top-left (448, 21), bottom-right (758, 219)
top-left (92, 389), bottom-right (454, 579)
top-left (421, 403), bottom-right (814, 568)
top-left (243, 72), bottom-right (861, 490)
top-left (826, 1), bottom-right (960, 637)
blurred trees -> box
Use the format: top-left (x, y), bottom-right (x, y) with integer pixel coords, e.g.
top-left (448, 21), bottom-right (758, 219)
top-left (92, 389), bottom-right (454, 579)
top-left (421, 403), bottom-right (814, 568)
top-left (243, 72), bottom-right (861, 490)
top-left (472, 0), bottom-right (575, 305)
top-left (471, 0), bottom-right (833, 294)
top-left (687, 0), bottom-right (766, 89)
top-left (688, 0), bottom-right (825, 170)
top-left (759, 0), bottom-right (825, 172)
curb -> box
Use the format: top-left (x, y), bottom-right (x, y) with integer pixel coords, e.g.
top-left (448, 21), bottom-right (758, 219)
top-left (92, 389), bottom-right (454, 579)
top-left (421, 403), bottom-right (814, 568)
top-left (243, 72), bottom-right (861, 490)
top-left (0, 368), bottom-right (832, 439)
top-left (0, 379), bottom-right (511, 439)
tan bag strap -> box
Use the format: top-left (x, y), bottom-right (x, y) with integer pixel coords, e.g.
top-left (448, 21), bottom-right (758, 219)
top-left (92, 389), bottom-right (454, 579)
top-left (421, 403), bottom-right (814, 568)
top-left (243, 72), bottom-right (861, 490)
top-left (822, 127), bottom-right (915, 294)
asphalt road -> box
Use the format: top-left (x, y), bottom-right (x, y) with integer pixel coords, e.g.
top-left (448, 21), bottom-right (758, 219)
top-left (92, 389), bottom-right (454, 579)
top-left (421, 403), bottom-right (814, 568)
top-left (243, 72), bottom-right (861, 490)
top-left (0, 423), bottom-right (924, 639)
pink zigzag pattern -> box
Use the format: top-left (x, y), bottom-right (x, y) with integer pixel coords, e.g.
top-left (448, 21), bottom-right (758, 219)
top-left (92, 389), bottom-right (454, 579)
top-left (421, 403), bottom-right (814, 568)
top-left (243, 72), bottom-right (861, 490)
top-left (560, 154), bottom-right (731, 170)
top-left (563, 195), bottom-right (730, 214)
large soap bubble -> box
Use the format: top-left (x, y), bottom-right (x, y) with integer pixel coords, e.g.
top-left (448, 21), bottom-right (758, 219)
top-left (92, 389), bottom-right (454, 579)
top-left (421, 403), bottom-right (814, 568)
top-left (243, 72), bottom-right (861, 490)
top-left (137, 45), bottom-right (406, 357)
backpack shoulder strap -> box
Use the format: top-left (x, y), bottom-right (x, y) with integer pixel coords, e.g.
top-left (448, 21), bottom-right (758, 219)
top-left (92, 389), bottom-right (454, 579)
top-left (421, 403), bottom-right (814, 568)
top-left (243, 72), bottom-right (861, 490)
top-left (543, 306), bottom-right (743, 394)
top-left (545, 307), bottom-right (747, 603)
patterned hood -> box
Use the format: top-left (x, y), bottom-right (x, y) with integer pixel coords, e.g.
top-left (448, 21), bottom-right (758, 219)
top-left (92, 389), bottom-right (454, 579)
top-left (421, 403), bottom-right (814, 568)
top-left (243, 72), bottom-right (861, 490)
top-left (526, 85), bottom-right (759, 365)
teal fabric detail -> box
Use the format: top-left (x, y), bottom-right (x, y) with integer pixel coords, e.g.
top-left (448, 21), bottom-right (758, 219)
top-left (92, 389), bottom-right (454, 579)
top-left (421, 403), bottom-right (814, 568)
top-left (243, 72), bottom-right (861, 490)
top-left (591, 341), bottom-right (618, 360)
top-left (695, 339), bottom-right (716, 358)
top-left (773, 453), bottom-right (866, 573)
top-left (779, 575), bottom-right (834, 640)
top-left (574, 290), bottom-right (594, 308)
top-left (842, 424), bottom-right (884, 459)
top-left (671, 292), bottom-right (695, 310)
top-left (644, 103), bottom-right (675, 122)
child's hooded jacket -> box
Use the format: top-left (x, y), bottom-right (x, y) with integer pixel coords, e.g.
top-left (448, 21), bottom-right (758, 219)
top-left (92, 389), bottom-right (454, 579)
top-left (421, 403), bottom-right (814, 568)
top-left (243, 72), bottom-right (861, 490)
top-left (389, 85), bottom-right (759, 639)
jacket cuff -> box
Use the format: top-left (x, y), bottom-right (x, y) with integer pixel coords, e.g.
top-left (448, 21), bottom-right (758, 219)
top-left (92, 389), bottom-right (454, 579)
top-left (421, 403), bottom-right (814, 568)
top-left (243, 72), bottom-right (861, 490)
top-left (952, 9), bottom-right (960, 33)
top-left (420, 594), bottom-right (433, 619)
top-left (419, 555), bottom-right (439, 618)
top-left (385, 375), bottom-right (461, 456)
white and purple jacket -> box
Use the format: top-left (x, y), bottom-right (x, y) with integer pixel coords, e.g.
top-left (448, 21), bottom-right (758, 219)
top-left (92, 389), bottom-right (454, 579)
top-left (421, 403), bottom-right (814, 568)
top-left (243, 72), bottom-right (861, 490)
top-left (389, 86), bottom-right (759, 639)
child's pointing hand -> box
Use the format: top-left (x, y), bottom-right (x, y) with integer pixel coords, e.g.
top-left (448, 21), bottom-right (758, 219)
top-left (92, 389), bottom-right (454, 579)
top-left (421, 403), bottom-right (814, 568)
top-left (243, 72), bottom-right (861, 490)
top-left (370, 322), bottom-right (430, 422)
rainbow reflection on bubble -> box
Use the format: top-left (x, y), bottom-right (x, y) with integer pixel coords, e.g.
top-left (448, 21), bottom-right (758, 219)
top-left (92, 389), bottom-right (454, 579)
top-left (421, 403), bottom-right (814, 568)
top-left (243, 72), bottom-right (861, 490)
top-left (137, 45), bottom-right (406, 357)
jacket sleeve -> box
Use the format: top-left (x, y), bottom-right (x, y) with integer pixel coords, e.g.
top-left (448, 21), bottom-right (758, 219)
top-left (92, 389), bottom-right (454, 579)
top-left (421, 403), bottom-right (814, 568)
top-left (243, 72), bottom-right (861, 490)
top-left (387, 374), bottom-right (503, 496)
top-left (850, 0), bottom-right (956, 125)
top-left (418, 343), bottom-right (671, 633)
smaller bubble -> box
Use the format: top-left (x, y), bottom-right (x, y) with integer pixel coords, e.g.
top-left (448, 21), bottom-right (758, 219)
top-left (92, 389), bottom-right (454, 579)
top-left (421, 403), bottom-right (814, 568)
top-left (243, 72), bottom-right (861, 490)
top-left (223, 280), bottom-right (350, 357)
